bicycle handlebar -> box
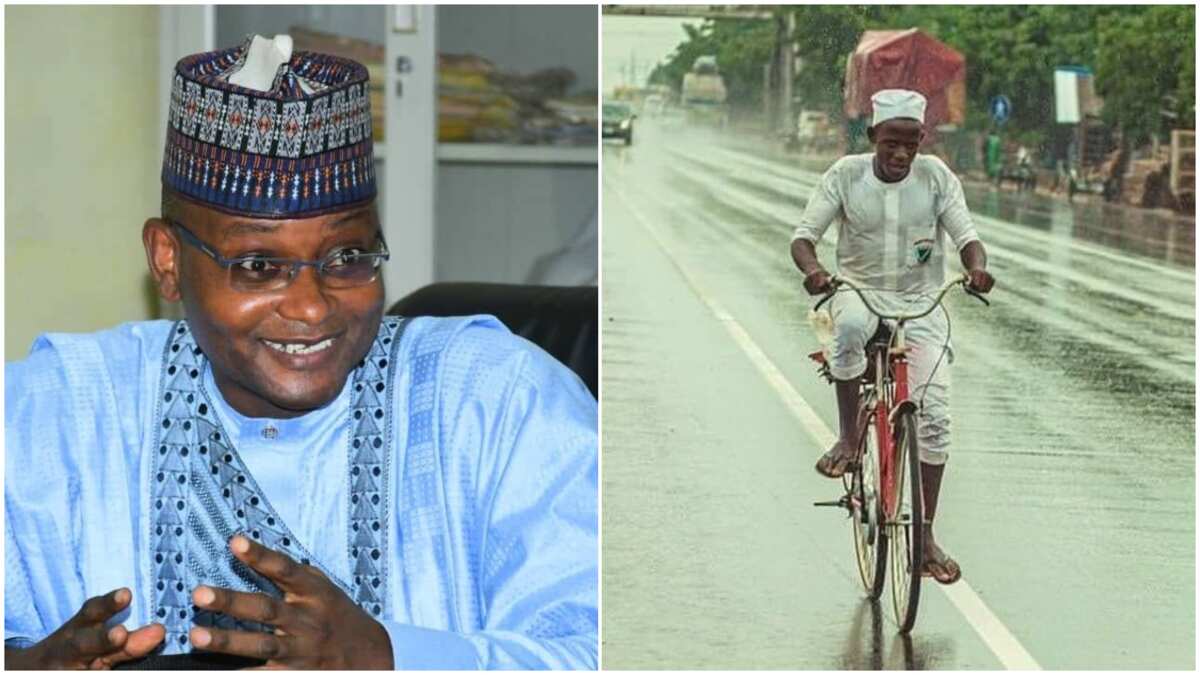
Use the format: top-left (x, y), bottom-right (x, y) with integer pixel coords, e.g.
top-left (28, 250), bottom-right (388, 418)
top-left (812, 274), bottom-right (988, 320)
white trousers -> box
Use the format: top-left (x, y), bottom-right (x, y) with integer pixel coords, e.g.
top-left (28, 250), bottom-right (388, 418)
top-left (828, 291), bottom-right (953, 465)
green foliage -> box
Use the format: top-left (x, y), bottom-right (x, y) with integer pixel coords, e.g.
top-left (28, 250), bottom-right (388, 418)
top-left (648, 18), bottom-right (776, 109)
top-left (648, 22), bottom-right (715, 90)
top-left (1095, 5), bottom-right (1195, 143)
top-left (649, 5), bottom-right (1195, 146)
top-left (788, 5), bottom-right (882, 118)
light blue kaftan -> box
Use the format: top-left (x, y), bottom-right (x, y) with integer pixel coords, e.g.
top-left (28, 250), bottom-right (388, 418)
top-left (5, 316), bottom-right (597, 669)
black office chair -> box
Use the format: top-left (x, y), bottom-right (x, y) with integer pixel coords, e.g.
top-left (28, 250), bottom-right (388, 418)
top-left (387, 282), bottom-right (598, 397)
top-left (116, 653), bottom-right (261, 670)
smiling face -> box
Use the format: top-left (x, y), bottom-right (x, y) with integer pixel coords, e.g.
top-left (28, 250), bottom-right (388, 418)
top-left (144, 192), bottom-right (386, 419)
top-left (867, 118), bottom-right (925, 182)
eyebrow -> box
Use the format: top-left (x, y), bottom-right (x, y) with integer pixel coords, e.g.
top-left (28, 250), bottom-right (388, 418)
top-left (220, 209), bottom-right (373, 242)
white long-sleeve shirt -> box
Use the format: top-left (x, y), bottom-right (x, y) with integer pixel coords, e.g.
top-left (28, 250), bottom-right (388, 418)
top-left (792, 153), bottom-right (980, 297)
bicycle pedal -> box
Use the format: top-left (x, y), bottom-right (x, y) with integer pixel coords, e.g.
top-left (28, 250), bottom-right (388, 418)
top-left (813, 495), bottom-right (852, 509)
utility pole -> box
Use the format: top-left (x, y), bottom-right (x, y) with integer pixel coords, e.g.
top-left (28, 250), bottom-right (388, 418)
top-left (763, 61), bottom-right (772, 131)
top-left (779, 11), bottom-right (795, 137)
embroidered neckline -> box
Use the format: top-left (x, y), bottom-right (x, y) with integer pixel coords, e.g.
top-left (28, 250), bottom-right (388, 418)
top-left (148, 319), bottom-right (404, 649)
top-left (346, 324), bottom-right (399, 617)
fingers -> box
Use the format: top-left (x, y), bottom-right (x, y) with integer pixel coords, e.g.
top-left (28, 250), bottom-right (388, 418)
top-left (190, 625), bottom-right (291, 662)
top-left (72, 588), bottom-right (131, 627)
top-left (57, 588), bottom-right (134, 665)
top-left (229, 535), bottom-right (307, 593)
top-left (107, 624), bottom-right (129, 648)
top-left (64, 623), bottom-right (122, 660)
top-left (90, 624), bottom-right (166, 669)
top-left (971, 272), bottom-right (995, 293)
top-left (804, 271), bottom-right (832, 296)
top-left (965, 270), bottom-right (994, 294)
top-left (193, 585), bottom-right (291, 627)
top-left (119, 623), bottom-right (166, 658)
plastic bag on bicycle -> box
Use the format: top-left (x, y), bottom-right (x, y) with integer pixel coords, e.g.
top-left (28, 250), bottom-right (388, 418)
top-left (808, 307), bottom-right (895, 387)
top-left (807, 308), bottom-right (835, 361)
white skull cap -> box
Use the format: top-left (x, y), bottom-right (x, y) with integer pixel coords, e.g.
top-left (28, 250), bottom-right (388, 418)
top-left (871, 89), bottom-right (926, 127)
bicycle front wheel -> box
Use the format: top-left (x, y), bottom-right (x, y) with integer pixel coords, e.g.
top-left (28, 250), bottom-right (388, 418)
top-left (887, 409), bottom-right (924, 633)
top-left (848, 404), bottom-right (886, 599)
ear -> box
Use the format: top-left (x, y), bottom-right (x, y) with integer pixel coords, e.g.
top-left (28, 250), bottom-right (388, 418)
top-left (143, 218), bottom-right (182, 303)
top-left (866, 125), bottom-right (876, 144)
top-left (919, 129), bottom-right (928, 146)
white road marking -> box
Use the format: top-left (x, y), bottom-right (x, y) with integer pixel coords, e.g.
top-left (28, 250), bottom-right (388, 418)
top-left (611, 182), bottom-right (1044, 671)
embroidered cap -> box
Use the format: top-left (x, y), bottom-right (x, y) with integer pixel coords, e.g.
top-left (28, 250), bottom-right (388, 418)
top-left (871, 88), bottom-right (927, 127)
top-left (162, 35), bottom-right (376, 219)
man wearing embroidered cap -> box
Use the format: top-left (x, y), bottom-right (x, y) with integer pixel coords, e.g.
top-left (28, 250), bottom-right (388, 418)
top-left (790, 88), bottom-right (994, 585)
top-left (5, 36), bottom-right (597, 669)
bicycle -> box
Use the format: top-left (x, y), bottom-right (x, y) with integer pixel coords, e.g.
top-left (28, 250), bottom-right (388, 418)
top-left (810, 274), bottom-right (989, 633)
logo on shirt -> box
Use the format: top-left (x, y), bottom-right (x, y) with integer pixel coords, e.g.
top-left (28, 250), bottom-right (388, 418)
top-left (912, 238), bottom-right (935, 265)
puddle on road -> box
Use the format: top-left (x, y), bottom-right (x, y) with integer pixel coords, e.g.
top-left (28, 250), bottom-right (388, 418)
top-left (963, 185), bottom-right (1195, 268)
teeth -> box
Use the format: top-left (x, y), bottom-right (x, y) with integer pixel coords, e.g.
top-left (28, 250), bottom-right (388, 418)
top-left (264, 338), bottom-right (334, 355)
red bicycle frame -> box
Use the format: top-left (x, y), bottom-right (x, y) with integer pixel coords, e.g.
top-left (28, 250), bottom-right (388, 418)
top-left (810, 273), bottom-right (984, 519)
top-left (876, 344), bottom-right (909, 519)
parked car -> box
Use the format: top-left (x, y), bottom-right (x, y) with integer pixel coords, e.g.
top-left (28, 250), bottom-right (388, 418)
top-left (785, 110), bottom-right (839, 154)
top-left (603, 101), bottom-right (635, 145)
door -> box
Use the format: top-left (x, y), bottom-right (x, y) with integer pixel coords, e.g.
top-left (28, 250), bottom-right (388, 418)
top-left (382, 5), bottom-right (437, 303)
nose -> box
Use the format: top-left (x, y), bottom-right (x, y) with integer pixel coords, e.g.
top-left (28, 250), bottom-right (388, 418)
top-left (275, 265), bottom-right (334, 326)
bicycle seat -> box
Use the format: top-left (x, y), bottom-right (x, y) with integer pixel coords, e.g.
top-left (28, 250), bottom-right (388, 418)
top-left (866, 322), bottom-right (893, 353)
top-left (861, 323), bottom-right (893, 384)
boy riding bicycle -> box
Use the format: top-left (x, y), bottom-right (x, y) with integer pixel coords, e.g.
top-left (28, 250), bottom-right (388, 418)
top-left (790, 89), bottom-right (995, 584)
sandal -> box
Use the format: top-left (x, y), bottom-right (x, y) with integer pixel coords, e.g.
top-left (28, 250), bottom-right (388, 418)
top-left (814, 441), bottom-right (858, 478)
top-left (922, 543), bottom-right (963, 585)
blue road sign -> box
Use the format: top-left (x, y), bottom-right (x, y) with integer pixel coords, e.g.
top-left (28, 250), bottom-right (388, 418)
top-left (990, 95), bottom-right (1012, 124)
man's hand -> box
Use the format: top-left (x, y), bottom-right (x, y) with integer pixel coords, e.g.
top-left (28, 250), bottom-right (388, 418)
top-left (959, 241), bottom-right (993, 293)
top-left (804, 268), bottom-right (835, 296)
top-left (5, 588), bottom-right (165, 669)
top-left (791, 239), bottom-right (832, 297)
top-left (965, 268), bottom-right (995, 294)
top-left (188, 535), bottom-right (393, 669)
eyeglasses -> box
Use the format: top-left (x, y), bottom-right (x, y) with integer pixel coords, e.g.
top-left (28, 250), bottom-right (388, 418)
top-left (170, 220), bottom-right (390, 293)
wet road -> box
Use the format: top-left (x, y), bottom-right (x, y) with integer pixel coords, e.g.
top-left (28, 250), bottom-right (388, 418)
top-left (600, 123), bottom-right (1195, 669)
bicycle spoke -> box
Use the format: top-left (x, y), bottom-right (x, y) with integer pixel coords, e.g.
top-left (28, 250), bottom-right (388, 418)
top-left (850, 405), bottom-right (886, 599)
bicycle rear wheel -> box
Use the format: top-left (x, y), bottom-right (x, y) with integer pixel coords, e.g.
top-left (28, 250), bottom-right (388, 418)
top-left (847, 404), bottom-right (886, 599)
top-left (887, 409), bottom-right (924, 633)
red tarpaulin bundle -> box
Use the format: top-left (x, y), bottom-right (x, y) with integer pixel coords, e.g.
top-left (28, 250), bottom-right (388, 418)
top-left (844, 29), bottom-right (966, 129)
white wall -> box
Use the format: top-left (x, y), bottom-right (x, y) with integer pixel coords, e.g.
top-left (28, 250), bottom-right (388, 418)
top-left (436, 164), bottom-right (596, 283)
top-left (5, 6), bottom-right (162, 360)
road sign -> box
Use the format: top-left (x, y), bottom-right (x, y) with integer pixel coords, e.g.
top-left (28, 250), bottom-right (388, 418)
top-left (990, 95), bottom-right (1012, 125)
